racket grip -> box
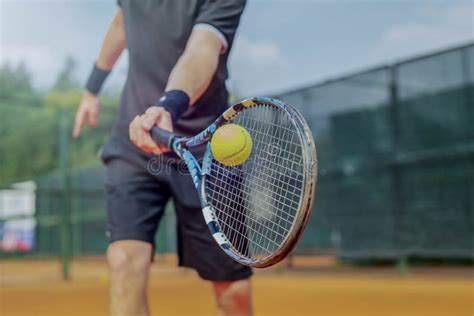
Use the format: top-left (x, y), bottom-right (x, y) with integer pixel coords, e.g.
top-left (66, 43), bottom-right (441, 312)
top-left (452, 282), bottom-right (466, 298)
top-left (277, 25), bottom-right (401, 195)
top-left (151, 127), bottom-right (176, 149)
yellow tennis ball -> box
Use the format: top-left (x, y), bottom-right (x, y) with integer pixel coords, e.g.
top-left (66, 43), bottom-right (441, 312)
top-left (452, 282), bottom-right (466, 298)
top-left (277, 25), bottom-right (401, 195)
top-left (211, 124), bottom-right (253, 166)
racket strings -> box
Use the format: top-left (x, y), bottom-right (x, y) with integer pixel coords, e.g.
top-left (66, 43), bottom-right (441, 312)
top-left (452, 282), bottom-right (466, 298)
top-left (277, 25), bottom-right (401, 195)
top-left (209, 167), bottom-right (291, 256)
top-left (205, 105), bottom-right (305, 261)
top-left (236, 119), bottom-right (303, 170)
top-left (211, 166), bottom-right (300, 218)
top-left (208, 109), bottom-right (301, 258)
top-left (210, 186), bottom-right (292, 229)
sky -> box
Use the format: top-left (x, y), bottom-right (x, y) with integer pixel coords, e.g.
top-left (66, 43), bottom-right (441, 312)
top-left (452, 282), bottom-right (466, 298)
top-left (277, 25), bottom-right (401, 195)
top-left (0, 0), bottom-right (473, 96)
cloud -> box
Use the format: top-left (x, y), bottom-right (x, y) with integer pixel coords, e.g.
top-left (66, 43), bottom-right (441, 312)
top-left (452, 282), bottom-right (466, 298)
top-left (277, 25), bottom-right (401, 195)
top-left (228, 36), bottom-right (290, 96)
top-left (369, 3), bottom-right (473, 63)
top-left (0, 45), bottom-right (61, 90)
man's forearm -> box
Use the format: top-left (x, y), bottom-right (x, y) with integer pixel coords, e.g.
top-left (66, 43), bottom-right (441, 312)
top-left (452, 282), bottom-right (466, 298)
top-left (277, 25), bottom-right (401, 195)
top-left (165, 28), bottom-right (222, 105)
top-left (96, 9), bottom-right (126, 71)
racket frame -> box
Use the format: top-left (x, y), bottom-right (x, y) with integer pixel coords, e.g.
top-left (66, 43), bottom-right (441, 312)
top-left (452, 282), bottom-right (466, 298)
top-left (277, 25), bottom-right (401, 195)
top-left (156, 97), bottom-right (317, 268)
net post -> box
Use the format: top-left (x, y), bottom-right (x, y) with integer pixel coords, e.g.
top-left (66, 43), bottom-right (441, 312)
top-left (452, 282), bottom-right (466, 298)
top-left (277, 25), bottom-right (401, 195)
top-left (58, 109), bottom-right (71, 280)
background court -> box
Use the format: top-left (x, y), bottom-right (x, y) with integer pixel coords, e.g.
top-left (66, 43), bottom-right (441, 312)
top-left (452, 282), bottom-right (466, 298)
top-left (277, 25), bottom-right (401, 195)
top-left (1, 257), bottom-right (472, 316)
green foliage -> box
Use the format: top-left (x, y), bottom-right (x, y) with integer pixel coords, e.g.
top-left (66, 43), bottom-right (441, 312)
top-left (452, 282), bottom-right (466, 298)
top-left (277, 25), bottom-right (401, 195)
top-left (44, 90), bottom-right (82, 109)
top-left (0, 57), bottom-right (119, 186)
top-left (0, 106), bottom-right (59, 185)
top-left (0, 63), bottom-right (33, 95)
top-left (51, 56), bottom-right (80, 92)
top-left (0, 63), bottom-right (38, 107)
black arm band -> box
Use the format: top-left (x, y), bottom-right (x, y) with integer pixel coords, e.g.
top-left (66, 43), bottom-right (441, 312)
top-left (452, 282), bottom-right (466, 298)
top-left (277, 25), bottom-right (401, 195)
top-left (155, 90), bottom-right (190, 123)
top-left (85, 64), bottom-right (111, 95)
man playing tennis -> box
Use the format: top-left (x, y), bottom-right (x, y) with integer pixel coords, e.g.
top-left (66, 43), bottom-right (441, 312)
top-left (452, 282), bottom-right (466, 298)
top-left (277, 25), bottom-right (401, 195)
top-left (73, 1), bottom-right (252, 315)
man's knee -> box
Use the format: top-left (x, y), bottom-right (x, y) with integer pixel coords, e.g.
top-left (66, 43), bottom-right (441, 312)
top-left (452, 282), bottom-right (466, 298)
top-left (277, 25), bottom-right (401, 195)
top-left (107, 240), bottom-right (152, 276)
top-left (213, 278), bottom-right (252, 314)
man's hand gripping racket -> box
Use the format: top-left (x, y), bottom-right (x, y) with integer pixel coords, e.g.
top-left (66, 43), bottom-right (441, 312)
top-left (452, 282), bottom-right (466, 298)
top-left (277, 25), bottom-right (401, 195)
top-left (151, 97), bottom-right (317, 268)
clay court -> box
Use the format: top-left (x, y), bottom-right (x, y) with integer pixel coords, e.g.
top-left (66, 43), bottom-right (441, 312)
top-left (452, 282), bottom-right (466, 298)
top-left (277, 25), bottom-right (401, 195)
top-left (1, 257), bottom-right (472, 316)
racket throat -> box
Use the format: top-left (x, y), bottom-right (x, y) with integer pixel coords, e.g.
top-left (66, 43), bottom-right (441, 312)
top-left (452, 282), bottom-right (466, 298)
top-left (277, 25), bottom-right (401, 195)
top-left (182, 151), bottom-right (202, 188)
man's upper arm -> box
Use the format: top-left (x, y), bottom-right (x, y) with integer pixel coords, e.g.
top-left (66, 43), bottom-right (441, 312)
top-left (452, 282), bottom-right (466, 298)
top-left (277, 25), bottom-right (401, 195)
top-left (113, 8), bottom-right (124, 28)
top-left (185, 27), bottom-right (223, 58)
top-left (193, 0), bottom-right (246, 54)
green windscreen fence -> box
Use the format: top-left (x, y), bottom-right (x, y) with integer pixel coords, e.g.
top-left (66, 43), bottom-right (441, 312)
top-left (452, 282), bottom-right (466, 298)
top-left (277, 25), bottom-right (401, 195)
top-left (34, 164), bottom-right (176, 257)
top-left (277, 43), bottom-right (474, 259)
top-left (0, 43), bottom-right (472, 268)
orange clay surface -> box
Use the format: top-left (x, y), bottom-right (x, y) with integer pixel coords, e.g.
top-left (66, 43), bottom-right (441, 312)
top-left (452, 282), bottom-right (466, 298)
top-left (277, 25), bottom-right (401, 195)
top-left (1, 256), bottom-right (473, 316)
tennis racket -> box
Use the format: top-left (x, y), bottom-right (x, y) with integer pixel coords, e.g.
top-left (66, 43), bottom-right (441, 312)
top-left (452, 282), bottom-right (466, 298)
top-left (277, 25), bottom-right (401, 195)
top-left (151, 97), bottom-right (317, 268)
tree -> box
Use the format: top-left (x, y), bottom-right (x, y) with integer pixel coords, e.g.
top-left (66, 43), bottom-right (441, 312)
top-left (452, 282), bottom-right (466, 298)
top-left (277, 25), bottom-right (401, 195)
top-left (45, 56), bottom-right (82, 109)
top-left (51, 56), bottom-right (80, 92)
top-left (0, 62), bottom-right (34, 102)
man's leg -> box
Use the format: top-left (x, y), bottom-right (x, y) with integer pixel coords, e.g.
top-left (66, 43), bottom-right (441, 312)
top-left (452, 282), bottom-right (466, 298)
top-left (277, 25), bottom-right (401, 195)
top-left (107, 240), bottom-right (153, 316)
top-left (103, 158), bottom-right (170, 316)
top-left (212, 279), bottom-right (252, 316)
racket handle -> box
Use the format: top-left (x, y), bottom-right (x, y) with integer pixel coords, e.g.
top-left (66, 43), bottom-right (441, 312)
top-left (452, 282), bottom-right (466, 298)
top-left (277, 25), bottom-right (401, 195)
top-left (151, 127), bottom-right (176, 149)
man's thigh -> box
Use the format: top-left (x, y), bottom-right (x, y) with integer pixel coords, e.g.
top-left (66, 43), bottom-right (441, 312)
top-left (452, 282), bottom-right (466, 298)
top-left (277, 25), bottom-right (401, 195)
top-left (105, 158), bottom-right (171, 246)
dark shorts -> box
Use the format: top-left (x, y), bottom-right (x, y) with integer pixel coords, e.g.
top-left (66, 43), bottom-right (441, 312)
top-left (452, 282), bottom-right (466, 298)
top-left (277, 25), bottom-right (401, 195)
top-left (103, 153), bottom-right (252, 282)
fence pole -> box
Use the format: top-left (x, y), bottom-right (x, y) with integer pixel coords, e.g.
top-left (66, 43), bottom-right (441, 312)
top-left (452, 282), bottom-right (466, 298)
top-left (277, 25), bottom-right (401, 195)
top-left (59, 109), bottom-right (71, 280)
top-left (461, 46), bottom-right (473, 139)
top-left (389, 65), bottom-right (408, 273)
